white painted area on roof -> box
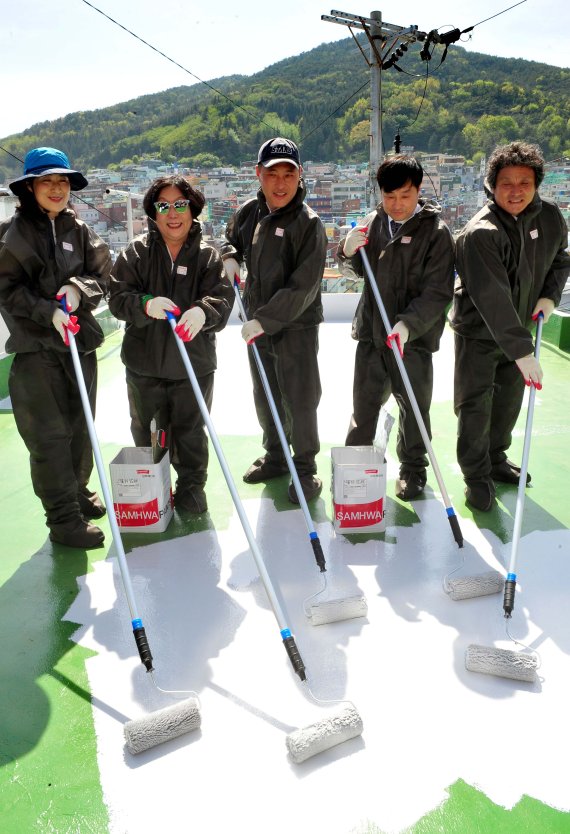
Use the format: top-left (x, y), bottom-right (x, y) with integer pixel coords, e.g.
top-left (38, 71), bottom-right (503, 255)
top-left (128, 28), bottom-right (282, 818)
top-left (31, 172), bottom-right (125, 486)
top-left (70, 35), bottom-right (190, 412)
top-left (63, 315), bottom-right (570, 832)
top-left (65, 501), bottom-right (570, 833)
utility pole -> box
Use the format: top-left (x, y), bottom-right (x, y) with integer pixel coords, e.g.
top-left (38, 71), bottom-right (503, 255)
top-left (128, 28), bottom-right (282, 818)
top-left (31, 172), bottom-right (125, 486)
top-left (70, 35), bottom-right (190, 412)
top-left (322, 9), bottom-right (423, 208)
top-left (105, 188), bottom-right (145, 241)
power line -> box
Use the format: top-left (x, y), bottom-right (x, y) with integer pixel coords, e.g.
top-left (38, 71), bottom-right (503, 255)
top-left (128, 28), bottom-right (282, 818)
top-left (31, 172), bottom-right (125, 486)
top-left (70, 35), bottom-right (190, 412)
top-left (79, 0), bottom-right (278, 133)
top-left (469, 0), bottom-right (528, 31)
top-left (300, 80), bottom-right (370, 143)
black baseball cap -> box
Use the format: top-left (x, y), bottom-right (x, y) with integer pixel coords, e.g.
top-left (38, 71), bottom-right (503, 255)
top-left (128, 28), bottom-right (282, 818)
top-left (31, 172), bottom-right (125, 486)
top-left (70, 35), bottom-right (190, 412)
top-left (257, 137), bottom-right (300, 169)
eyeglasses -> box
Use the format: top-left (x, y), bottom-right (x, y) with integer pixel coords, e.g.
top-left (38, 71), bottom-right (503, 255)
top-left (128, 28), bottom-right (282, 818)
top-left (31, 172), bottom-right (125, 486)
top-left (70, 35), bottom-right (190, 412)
top-left (154, 199), bottom-right (191, 214)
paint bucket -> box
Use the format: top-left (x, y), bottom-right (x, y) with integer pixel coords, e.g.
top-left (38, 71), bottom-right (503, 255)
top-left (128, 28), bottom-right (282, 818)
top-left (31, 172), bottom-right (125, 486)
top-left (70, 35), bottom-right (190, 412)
top-left (109, 447), bottom-right (173, 533)
top-left (331, 446), bottom-right (386, 534)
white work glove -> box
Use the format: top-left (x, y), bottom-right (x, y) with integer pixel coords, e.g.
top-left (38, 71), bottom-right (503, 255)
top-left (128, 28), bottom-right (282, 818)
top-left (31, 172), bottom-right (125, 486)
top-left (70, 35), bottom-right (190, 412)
top-left (532, 297), bottom-right (555, 324)
top-left (342, 225), bottom-right (368, 257)
top-left (145, 296), bottom-right (180, 320)
top-left (57, 284), bottom-right (81, 312)
top-left (52, 308), bottom-right (80, 345)
top-left (174, 306), bottom-right (206, 342)
top-left (223, 257), bottom-right (240, 283)
top-left (241, 319), bottom-right (264, 344)
top-left (386, 321), bottom-right (409, 357)
top-left (515, 354), bottom-right (543, 389)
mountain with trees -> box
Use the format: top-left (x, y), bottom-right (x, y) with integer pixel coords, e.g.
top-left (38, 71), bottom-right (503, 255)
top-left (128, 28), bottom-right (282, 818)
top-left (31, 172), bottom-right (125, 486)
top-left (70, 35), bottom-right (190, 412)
top-left (1, 36), bottom-right (569, 181)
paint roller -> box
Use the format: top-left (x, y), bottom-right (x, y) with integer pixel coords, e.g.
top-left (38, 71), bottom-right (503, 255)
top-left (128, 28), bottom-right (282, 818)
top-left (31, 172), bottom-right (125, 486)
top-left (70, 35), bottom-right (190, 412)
top-left (286, 702), bottom-right (363, 763)
top-left (465, 314), bottom-right (544, 683)
top-left (167, 311), bottom-right (364, 761)
top-left (357, 245), bottom-right (464, 549)
top-left (232, 278), bottom-right (367, 626)
top-left (59, 297), bottom-right (201, 754)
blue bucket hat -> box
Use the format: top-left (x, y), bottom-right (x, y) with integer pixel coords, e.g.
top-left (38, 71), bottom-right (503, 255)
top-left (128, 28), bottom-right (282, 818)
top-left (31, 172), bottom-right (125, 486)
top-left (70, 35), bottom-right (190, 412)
top-left (9, 147), bottom-right (88, 196)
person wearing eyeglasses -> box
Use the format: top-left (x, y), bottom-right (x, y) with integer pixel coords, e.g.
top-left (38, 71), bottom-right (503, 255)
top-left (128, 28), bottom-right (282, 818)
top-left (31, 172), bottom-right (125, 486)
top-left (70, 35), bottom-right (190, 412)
top-left (0, 147), bottom-right (112, 549)
top-left (108, 175), bottom-right (234, 515)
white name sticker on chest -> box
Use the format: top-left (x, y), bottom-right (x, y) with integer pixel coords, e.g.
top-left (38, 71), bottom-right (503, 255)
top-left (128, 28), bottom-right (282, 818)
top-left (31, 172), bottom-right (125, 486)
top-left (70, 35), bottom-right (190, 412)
top-left (401, 236), bottom-right (412, 244)
top-left (530, 229), bottom-right (539, 239)
top-left (275, 227), bottom-right (284, 237)
top-left (177, 266), bottom-right (188, 275)
top-left (62, 242), bottom-right (74, 251)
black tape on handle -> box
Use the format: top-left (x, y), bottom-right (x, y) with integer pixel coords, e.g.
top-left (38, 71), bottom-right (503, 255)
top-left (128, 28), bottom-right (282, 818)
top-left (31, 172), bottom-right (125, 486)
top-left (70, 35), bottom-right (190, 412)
top-left (503, 579), bottom-right (517, 619)
top-left (448, 514), bottom-right (464, 549)
top-left (311, 537), bottom-right (326, 572)
top-left (134, 626), bottom-right (154, 672)
top-left (283, 635), bottom-right (306, 681)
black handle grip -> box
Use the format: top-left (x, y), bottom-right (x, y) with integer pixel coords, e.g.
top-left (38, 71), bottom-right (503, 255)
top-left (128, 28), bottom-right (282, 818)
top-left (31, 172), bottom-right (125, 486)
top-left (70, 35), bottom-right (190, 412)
top-left (311, 537), bottom-right (326, 572)
top-left (503, 579), bottom-right (516, 619)
top-left (283, 635), bottom-right (306, 681)
top-left (448, 514), bottom-right (464, 548)
top-left (133, 626), bottom-right (154, 672)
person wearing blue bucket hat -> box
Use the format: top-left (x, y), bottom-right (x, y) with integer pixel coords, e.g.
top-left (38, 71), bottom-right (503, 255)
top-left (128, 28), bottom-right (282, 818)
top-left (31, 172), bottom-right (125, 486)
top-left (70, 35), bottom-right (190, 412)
top-left (8, 147), bottom-right (88, 196)
top-left (0, 147), bottom-right (112, 548)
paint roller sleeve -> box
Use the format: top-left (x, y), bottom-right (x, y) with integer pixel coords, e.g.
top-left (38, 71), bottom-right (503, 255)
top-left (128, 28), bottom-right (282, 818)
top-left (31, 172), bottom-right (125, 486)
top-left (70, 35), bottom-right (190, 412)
top-left (285, 703), bottom-right (363, 764)
top-left (124, 698), bottom-right (201, 755)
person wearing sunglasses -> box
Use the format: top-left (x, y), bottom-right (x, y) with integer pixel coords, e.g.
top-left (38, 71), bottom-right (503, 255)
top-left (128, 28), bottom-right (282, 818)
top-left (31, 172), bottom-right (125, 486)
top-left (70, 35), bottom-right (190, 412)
top-left (108, 175), bottom-right (234, 515)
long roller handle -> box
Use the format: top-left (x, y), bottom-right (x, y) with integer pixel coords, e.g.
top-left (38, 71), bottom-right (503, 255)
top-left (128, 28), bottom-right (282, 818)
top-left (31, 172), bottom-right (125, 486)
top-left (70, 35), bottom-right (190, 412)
top-left (503, 313), bottom-right (543, 618)
top-left (62, 302), bottom-right (154, 671)
top-left (232, 279), bottom-right (326, 573)
top-left (358, 248), bottom-right (463, 548)
top-left (166, 312), bottom-right (306, 679)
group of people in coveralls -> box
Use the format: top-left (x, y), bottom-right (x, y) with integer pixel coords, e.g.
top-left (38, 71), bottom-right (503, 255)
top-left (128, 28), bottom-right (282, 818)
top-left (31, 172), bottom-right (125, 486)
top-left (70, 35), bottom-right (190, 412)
top-left (0, 137), bottom-right (568, 549)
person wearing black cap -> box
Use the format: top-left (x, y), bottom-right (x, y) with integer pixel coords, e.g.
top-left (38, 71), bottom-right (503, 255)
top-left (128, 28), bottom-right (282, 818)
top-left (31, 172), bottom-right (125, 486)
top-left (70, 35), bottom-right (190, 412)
top-left (108, 175), bottom-right (234, 515)
top-left (221, 138), bottom-right (327, 504)
top-left (0, 147), bottom-right (112, 548)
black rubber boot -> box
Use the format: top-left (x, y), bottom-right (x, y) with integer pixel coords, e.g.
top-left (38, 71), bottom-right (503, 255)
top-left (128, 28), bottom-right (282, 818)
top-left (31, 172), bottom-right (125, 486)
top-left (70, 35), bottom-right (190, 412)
top-left (395, 469), bottom-right (427, 501)
top-left (243, 456), bottom-right (289, 484)
top-left (49, 517), bottom-right (105, 549)
top-left (464, 478), bottom-right (496, 512)
top-left (491, 460), bottom-right (531, 486)
top-left (174, 485), bottom-right (208, 514)
top-left (78, 487), bottom-right (107, 519)
top-left (288, 476), bottom-right (322, 504)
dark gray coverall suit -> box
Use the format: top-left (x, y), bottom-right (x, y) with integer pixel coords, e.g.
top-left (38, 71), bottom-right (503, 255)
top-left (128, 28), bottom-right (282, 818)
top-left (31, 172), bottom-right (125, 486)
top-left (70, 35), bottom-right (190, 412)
top-left (108, 220), bottom-right (233, 492)
top-left (450, 190), bottom-right (569, 481)
top-left (338, 200), bottom-right (455, 475)
top-left (221, 182), bottom-right (327, 477)
top-left (0, 209), bottom-right (111, 528)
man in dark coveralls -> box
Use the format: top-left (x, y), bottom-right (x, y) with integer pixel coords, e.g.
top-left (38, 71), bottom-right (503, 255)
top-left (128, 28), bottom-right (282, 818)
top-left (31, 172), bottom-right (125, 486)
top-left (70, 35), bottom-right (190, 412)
top-left (450, 141), bottom-right (570, 511)
top-left (338, 155), bottom-right (455, 501)
top-left (221, 137), bottom-right (327, 504)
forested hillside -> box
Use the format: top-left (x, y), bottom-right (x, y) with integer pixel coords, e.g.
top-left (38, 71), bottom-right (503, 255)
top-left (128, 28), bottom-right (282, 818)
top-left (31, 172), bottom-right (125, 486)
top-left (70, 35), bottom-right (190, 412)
top-left (1, 35), bottom-right (568, 180)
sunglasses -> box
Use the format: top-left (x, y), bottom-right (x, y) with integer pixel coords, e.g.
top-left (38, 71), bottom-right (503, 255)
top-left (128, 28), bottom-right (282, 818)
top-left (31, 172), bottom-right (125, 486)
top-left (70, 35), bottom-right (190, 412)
top-left (154, 199), bottom-right (191, 214)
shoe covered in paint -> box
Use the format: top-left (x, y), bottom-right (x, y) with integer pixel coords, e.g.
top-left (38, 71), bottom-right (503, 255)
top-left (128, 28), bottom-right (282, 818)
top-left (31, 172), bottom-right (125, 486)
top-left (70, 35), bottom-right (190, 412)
top-left (174, 485), bottom-right (208, 514)
top-left (243, 455), bottom-right (289, 484)
top-left (288, 475), bottom-right (322, 504)
top-left (49, 517), bottom-right (105, 549)
top-left (491, 459), bottom-right (531, 486)
top-left (395, 469), bottom-right (426, 501)
top-left (78, 487), bottom-right (107, 519)
top-left (464, 477), bottom-right (496, 512)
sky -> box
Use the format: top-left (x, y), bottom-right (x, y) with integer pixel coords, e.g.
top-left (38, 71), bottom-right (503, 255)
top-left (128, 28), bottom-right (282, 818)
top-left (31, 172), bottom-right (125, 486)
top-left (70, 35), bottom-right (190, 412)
top-left (1, 0), bottom-right (569, 139)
